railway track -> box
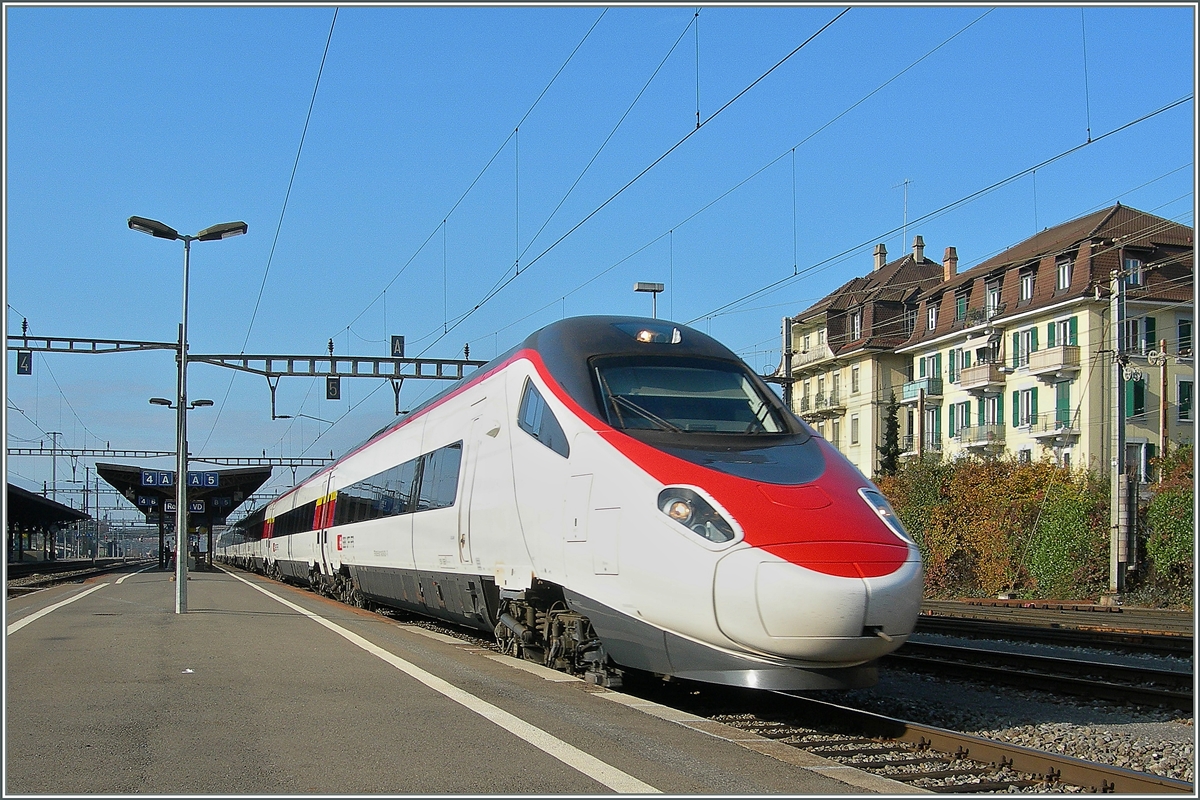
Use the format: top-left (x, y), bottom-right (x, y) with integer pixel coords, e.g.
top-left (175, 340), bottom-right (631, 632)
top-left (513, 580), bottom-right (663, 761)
top-left (626, 678), bottom-right (1193, 794)
top-left (886, 641), bottom-right (1193, 712)
top-left (6, 558), bottom-right (155, 596)
top-left (916, 612), bottom-right (1194, 656)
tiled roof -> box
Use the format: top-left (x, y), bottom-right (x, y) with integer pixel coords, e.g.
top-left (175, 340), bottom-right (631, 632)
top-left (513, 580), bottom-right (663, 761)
top-left (901, 205), bottom-right (1193, 347)
top-left (794, 250), bottom-right (945, 352)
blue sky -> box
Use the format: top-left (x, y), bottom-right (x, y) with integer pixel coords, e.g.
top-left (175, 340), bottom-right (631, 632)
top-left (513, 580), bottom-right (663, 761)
top-left (4, 4), bottom-right (1195, 518)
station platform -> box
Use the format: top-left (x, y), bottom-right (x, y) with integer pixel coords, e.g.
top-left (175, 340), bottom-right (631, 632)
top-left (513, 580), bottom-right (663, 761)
top-left (5, 565), bottom-right (916, 795)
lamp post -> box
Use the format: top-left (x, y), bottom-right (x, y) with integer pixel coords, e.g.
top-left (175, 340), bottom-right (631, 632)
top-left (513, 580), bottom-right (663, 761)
top-left (130, 216), bottom-right (246, 613)
top-left (634, 281), bottom-right (665, 319)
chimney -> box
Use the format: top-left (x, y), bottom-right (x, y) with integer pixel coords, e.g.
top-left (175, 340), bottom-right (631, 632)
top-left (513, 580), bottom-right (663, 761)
top-left (912, 235), bottom-right (925, 262)
top-left (873, 243), bottom-right (888, 271)
top-left (943, 246), bottom-right (958, 282)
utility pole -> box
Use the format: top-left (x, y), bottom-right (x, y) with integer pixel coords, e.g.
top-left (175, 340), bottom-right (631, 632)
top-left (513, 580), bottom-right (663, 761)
top-left (47, 431), bottom-right (62, 502)
top-left (1107, 263), bottom-right (1129, 600)
top-left (781, 316), bottom-right (794, 410)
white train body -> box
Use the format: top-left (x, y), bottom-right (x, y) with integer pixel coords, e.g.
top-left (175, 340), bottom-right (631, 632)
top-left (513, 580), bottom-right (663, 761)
top-left (218, 316), bottom-right (923, 690)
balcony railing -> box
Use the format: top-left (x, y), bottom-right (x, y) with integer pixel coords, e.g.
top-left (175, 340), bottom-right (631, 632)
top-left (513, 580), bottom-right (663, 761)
top-left (792, 345), bottom-right (834, 369)
top-left (956, 423), bottom-right (1006, 447)
top-left (1028, 412), bottom-right (1079, 439)
top-left (902, 377), bottom-right (944, 402)
top-left (958, 361), bottom-right (1006, 393)
top-left (900, 433), bottom-right (941, 453)
top-left (1028, 345), bottom-right (1081, 378)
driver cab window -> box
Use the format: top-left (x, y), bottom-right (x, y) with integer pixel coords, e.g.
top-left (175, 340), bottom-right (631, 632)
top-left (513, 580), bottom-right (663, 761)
top-left (518, 379), bottom-right (570, 457)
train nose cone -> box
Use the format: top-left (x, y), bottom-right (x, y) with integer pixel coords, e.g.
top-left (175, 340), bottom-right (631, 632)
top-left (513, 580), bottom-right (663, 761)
top-left (713, 546), bottom-right (922, 663)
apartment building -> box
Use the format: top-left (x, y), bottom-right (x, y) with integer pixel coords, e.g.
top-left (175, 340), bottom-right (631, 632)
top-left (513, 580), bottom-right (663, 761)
top-left (782, 236), bottom-right (946, 476)
top-left (782, 205), bottom-right (1194, 480)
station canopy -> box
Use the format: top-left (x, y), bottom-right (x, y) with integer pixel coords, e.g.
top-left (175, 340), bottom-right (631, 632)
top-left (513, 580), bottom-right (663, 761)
top-left (95, 463), bottom-right (271, 527)
top-left (7, 483), bottom-right (89, 529)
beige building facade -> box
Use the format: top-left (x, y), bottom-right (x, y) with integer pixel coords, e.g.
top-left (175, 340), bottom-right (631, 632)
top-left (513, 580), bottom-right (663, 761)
top-left (782, 205), bottom-right (1193, 482)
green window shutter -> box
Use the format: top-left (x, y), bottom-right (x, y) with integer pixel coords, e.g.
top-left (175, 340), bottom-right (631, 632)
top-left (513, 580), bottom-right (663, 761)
top-left (1012, 391), bottom-right (1019, 427)
top-left (1031, 386), bottom-right (1038, 420)
top-left (919, 357), bottom-right (926, 378)
top-left (1056, 381), bottom-right (1070, 425)
top-left (948, 350), bottom-right (957, 383)
top-left (934, 353), bottom-right (942, 377)
top-left (1030, 326), bottom-right (1039, 353)
top-left (1125, 380), bottom-right (1134, 417)
top-left (963, 350), bottom-right (971, 368)
top-left (1145, 316), bottom-right (1156, 350)
top-left (978, 398), bottom-right (985, 426)
top-left (997, 393), bottom-right (1004, 426)
top-left (1047, 322), bottom-right (1056, 348)
top-left (948, 405), bottom-right (956, 437)
top-left (1068, 316), bottom-right (1078, 345)
top-left (1012, 333), bottom-right (1020, 368)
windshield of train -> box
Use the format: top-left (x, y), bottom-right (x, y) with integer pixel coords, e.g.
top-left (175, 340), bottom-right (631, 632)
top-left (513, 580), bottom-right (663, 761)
top-left (592, 357), bottom-right (787, 434)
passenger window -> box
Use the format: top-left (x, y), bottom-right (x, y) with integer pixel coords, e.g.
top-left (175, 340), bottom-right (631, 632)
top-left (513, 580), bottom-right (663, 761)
top-left (518, 379), bottom-right (569, 458)
top-left (417, 442), bottom-right (463, 510)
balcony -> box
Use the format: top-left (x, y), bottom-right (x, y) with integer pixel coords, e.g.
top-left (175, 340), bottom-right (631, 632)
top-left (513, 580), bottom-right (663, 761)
top-left (958, 361), bottom-right (1007, 395)
top-left (956, 423), bottom-right (1006, 449)
top-left (1028, 345), bottom-right (1081, 381)
top-left (900, 433), bottom-right (941, 454)
top-left (792, 345), bottom-right (835, 371)
top-left (901, 377), bottom-right (943, 404)
top-left (809, 390), bottom-right (846, 419)
top-left (1028, 412), bottom-right (1079, 441)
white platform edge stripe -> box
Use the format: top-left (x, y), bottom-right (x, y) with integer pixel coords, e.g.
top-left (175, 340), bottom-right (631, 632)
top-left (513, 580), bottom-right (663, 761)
top-left (7, 582), bottom-right (109, 635)
top-left (224, 569), bottom-right (660, 795)
top-left (116, 565), bottom-right (158, 585)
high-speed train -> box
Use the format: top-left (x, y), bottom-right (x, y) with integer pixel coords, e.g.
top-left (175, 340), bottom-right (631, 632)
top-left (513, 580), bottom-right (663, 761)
top-left (217, 316), bottom-right (923, 690)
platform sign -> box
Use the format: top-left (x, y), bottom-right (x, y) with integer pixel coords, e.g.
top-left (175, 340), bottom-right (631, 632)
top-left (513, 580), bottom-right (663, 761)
top-left (16, 350), bottom-right (32, 375)
top-left (186, 471), bottom-right (218, 487)
top-left (163, 499), bottom-right (206, 514)
top-left (212, 496), bottom-right (233, 509)
top-left (135, 495), bottom-right (159, 508)
top-left (326, 376), bottom-right (341, 401)
top-left (141, 470), bottom-right (175, 487)
top-left (391, 335), bottom-right (405, 358)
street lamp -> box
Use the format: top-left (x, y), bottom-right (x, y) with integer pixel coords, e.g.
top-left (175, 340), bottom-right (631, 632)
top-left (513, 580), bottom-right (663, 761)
top-left (634, 281), bottom-right (665, 319)
top-left (130, 215), bottom-right (246, 613)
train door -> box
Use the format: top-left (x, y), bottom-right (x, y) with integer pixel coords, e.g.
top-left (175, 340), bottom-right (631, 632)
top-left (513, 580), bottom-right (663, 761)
top-left (458, 416), bottom-right (483, 567)
top-left (317, 471), bottom-right (335, 576)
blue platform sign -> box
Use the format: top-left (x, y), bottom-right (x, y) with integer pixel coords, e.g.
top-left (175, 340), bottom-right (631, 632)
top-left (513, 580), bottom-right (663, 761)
top-left (136, 495), bottom-right (159, 508)
top-left (187, 471), bottom-right (218, 487)
top-left (141, 470), bottom-right (175, 487)
top-left (391, 335), bottom-right (405, 358)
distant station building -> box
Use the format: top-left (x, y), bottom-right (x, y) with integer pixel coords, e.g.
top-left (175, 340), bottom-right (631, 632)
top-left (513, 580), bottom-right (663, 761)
top-left (6, 483), bottom-right (89, 563)
top-left (95, 463), bottom-right (271, 569)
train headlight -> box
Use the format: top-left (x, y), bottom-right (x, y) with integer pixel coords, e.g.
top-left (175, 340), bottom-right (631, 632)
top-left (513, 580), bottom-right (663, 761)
top-left (859, 488), bottom-right (916, 546)
top-left (658, 487), bottom-right (736, 543)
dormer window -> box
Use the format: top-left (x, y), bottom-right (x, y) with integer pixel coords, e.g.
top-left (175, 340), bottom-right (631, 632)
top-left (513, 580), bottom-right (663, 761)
top-left (986, 280), bottom-right (1001, 317)
top-left (954, 291), bottom-right (968, 322)
top-left (927, 303), bottom-right (939, 331)
top-left (1056, 256), bottom-right (1073, 291)
top-left (1019, 270), bottom-right (1035, 304)
top-left (1124, 257), bottom-right (1144, 287)
top-left (850, 310), bottom-right (862, 340)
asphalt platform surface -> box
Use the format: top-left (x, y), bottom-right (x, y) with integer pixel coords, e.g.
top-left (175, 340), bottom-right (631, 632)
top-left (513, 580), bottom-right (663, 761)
top-left (5, 564), bottom-right (917, 795)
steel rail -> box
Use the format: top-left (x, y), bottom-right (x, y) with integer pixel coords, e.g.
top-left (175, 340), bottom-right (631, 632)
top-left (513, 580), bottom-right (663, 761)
top-left (772, 693), bottom-right (1195, 794)
top-left (886, 645), bottom-right (1192, 711)
top-left (916, 615), bottom-right (1194, 655)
